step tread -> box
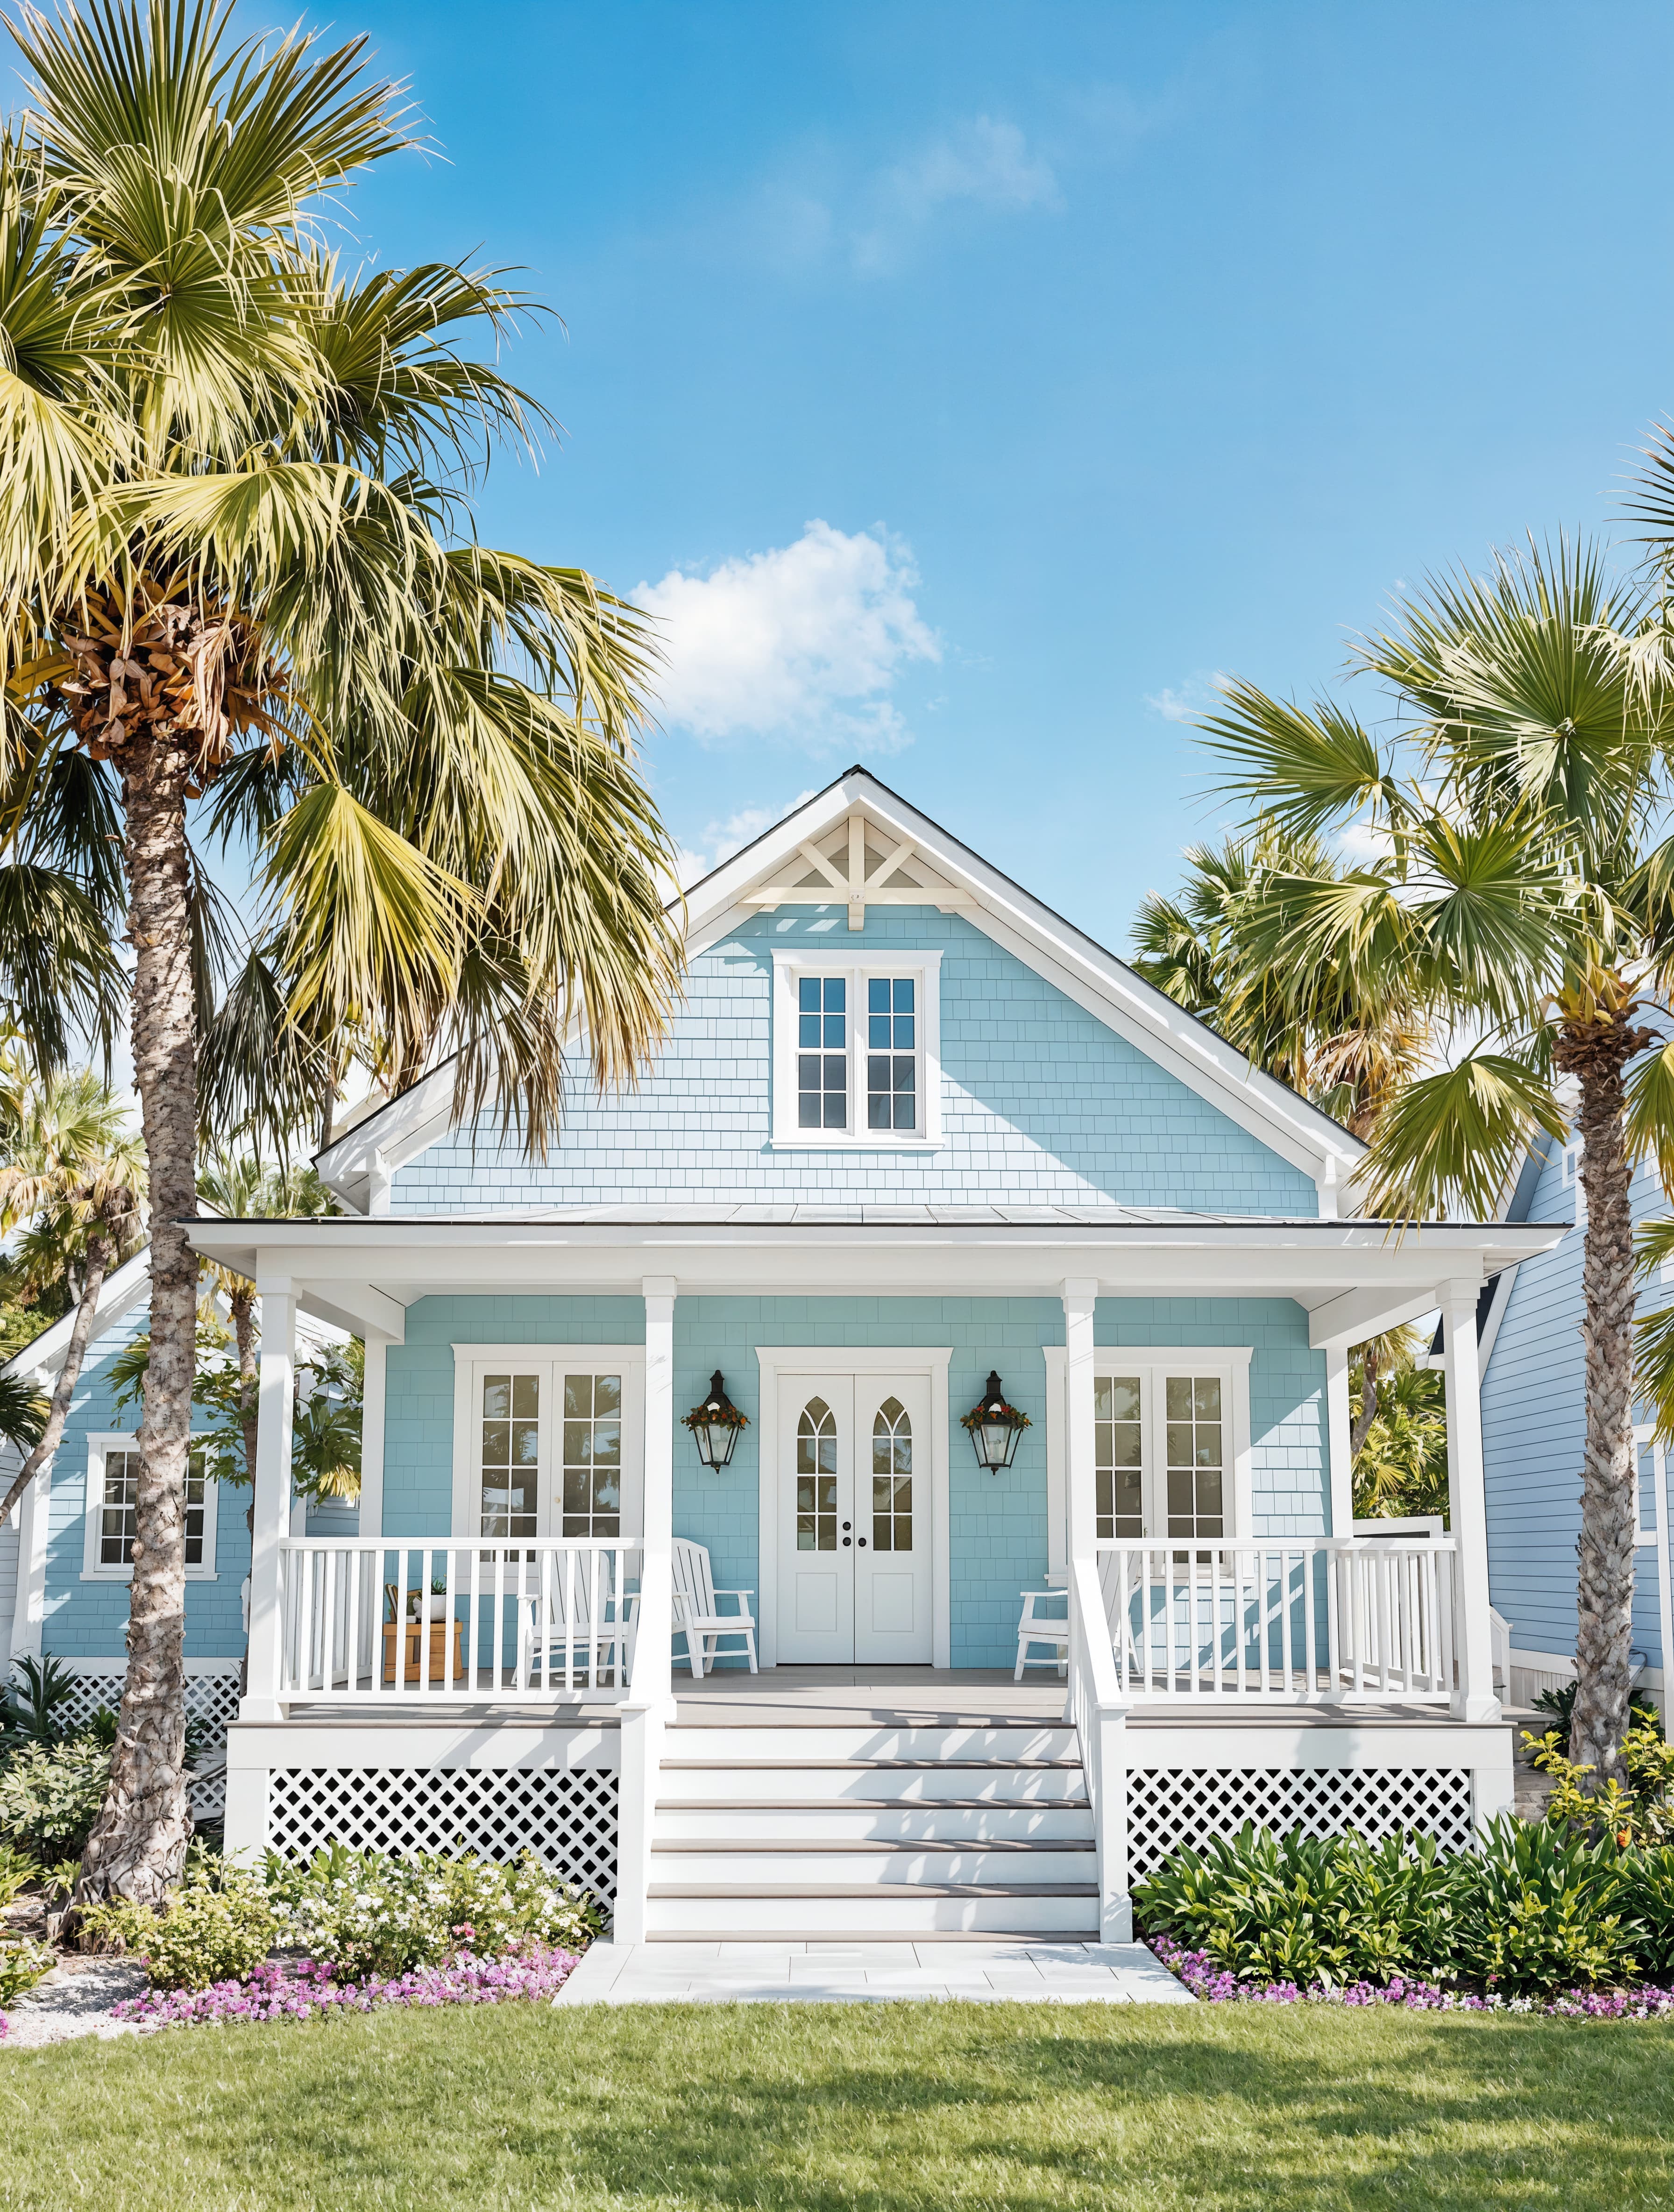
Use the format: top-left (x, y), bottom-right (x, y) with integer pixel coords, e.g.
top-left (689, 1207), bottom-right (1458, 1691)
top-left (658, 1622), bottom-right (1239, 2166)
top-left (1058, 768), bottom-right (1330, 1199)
top-left (652, 1838), bottom-right (1095, 1854)
top-left (660, 1759), bottom-right (1083, 1772)
top-left (648, 1882), bottom-right (1101, 1899)
top-left (656, 1798), bottom-right (1092, 1811)
top-left (644, 1930), bottom-right (1100, 1943)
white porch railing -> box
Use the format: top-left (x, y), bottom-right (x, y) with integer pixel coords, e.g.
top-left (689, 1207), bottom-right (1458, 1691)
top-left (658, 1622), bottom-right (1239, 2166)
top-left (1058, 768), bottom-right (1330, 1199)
top-left (277, 1539), bottom-right (642, 1703)
top-left (1065, 1553), bottom-right (1131, 1943)
top-left (1095, 1539), bottom-right (1457, 1702)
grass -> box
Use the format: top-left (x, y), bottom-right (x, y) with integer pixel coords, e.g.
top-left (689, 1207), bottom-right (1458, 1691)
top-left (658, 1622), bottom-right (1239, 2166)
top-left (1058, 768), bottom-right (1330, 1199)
top-left (2, 1998), bottom-right (1674, 2209)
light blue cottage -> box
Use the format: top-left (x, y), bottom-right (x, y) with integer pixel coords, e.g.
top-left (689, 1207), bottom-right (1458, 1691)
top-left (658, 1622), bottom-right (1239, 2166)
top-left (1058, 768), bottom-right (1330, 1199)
top-left (1480, 1131), bottom-right (1674, 1710)
top-left (183, 771), bottom-right (1558, 1943)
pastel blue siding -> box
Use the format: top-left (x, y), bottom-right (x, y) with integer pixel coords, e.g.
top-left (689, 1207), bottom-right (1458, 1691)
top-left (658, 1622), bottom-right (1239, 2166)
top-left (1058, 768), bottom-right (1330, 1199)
top-left (1482, 1143), bottom-right (1671, 1671)
top-left (392, 908), bottom-right (1318, 1216)
top-left (37, 1295), bottom-right (248, 1661)
top-left (383, 1291), bottom-right (1326, 1672)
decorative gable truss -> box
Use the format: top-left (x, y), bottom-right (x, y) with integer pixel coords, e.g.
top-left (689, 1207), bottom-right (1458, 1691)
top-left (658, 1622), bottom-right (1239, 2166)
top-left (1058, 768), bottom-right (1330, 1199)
top-left (743, 812), bottom-right (972, 932)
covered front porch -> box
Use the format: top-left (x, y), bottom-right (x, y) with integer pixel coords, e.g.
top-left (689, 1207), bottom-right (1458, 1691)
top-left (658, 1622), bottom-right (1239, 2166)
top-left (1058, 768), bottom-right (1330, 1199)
top-left (194, 1205), bottom-right (1563, 1942)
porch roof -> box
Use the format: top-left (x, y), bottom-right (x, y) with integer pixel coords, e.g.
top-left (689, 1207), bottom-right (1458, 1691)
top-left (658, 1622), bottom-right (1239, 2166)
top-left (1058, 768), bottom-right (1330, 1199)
top-left (184, 1208), bottom-right (1567, 1351)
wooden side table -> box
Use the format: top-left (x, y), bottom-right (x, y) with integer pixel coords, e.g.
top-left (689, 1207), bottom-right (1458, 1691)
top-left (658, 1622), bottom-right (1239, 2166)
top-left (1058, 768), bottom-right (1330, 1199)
top-left (383, 1617), bottom-right (466, 1686)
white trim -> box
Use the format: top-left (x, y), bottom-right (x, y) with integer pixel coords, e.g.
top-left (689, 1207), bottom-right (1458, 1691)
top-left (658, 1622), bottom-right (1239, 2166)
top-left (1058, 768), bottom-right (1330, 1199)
top-left (1633, 1425), bottom-right (1665, 1547)
top-left (755, 1346), bottom-right (952, 1670)
top-left (358, 1336), bottom-right (387, 1538)
top-left (769, 948), bottom-right (943, 1151)
top-left (448, 1344), bottom-right (646, 1541)
top-left (80, 1433), bottom-right (219, 1581)
top-left (11, 1451), bottom-right (48, 1662)
top-left (314, 771), bottom-right (1366, 1208)
top-left (1043, 1347), bottom-right (1255, 1547)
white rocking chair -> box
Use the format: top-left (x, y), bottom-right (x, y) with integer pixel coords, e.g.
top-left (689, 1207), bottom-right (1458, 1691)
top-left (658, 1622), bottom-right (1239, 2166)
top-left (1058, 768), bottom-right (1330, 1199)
top-left (1014, 1588), bottom-right (1069, 1680)
top-left (517, 1564), bottom-right (634, 1691)
top-left (671, 1536), bottom-right (757, 1679)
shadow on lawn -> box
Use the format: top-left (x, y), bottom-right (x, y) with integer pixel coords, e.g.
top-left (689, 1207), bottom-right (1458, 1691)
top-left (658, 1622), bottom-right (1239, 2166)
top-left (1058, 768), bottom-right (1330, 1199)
top-left (532, 2009), bottom-right (1674, 2212)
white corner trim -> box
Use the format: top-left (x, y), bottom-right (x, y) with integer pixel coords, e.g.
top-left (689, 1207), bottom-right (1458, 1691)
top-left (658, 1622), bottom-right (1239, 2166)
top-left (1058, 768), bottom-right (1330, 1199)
top-left (80, 1432), bottom-right (220, 1581)
top-left (358, 1336), bottom-right (388, 1539)
top-left (769, 948), bottom-right (943, 1150)
top-left (447, 1343), bottom-right (646, 1541)
top-left (754, 1346), bottom-right (953, 1672)
top-left (1043, 1346), bottom-right (1256, 1544)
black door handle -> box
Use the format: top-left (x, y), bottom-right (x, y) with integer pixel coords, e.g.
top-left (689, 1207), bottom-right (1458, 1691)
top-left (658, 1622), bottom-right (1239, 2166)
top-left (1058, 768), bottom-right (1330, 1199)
top-left (841, 1521), bottom-right (851, 1531)
top-left (858, 1537), bottom-right (868, 1548)
top-left (842, 1537), bottom-right (851, 1547)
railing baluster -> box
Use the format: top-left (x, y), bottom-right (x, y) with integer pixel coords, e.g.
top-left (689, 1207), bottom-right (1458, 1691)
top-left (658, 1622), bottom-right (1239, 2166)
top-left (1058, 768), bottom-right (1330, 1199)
top-left (1302, 1541), bottom-right (1319, 1694)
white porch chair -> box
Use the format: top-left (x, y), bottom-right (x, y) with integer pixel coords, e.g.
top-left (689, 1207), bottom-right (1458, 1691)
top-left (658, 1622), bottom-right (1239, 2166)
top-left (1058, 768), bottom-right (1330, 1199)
top-left (518, 1569), bottom-right (634, 1690)
top-left (1014, 1588), bottom-right (1069, 1680)
top-left (670, 1537), bottom-right (757, 1678)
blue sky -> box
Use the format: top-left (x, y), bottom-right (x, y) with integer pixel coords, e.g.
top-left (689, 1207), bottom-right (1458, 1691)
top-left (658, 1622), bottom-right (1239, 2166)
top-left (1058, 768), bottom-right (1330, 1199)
top-left (333, 0), bottom-right (1674, 953)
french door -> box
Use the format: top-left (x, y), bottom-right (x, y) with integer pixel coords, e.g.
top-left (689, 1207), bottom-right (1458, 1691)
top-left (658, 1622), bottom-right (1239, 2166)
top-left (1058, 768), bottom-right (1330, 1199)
top-left (777, 1372), bottom-right (932, 1663)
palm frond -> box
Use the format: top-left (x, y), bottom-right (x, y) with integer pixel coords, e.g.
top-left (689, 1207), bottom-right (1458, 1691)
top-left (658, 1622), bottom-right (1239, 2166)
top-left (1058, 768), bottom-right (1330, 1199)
top-left (1625, 1036), bottom-right (1674, 1197)
top-left (1200, 678), bottom-right (1398, 840)
top-left (1358, 1051), bottom-right (1566, 1221)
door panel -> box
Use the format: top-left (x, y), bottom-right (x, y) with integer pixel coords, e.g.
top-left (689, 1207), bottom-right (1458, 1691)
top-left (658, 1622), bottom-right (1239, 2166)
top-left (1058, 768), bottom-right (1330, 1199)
top-left (779, 1379), bottom-right (855, 1662)
top-left (854, 1376), bottom-right (932, 1663)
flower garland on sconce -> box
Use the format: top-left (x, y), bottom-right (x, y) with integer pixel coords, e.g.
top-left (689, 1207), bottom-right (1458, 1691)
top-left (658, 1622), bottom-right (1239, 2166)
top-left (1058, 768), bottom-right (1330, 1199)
top-left (681, 1370), bottom-right (750, 1468)
top-left (960, 1370), bottom-right (1031, 1472)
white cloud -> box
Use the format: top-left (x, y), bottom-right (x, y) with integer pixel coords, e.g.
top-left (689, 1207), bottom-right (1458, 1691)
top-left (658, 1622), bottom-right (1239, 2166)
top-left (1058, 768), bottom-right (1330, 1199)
top-left (638, 521), bottom-right (940, 754)
top-left (852, 118), bottom-right (1062, 273)
top-left (674, 793), bottom-right (820, 890)
top-left (1145, 671), bottom-right (1227, 724)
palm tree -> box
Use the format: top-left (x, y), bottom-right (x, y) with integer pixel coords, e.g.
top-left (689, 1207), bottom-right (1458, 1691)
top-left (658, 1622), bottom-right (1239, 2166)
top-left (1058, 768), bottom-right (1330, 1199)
top-left (0, 1072), bottom-right (146, 1527)
top-left (1200, 535), bottom-right (1674, 1789)
top-left (0, 2), bottom-right (682, 1904)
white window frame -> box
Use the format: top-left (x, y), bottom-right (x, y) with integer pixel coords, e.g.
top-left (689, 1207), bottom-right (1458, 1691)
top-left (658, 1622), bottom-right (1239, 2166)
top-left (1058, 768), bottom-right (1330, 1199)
top-left (1562, 1137), bottom-right (1587, 1227)
top-left (449, 1344), bottom-right (646, 1541)
top-left (1633, 1424), bottom-right (1664, 1547)
top-left (1042, 1347), bottom-right (1254, 1578)
top-left (81, 1432), bottom-right (219, 1581)
top-left (770, 948), bottom-right (943, 1150)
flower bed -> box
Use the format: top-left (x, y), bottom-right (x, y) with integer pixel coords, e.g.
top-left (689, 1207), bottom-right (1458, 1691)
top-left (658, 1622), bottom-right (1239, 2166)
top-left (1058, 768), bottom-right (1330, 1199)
top-left (110, 1943), bottom-right (582, 2028)
top-left (1150, 1935), bottom-right (1674, 2018)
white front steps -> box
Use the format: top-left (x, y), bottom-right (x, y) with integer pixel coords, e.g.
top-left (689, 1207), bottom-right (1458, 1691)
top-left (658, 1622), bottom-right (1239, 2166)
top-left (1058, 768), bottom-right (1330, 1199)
top-left (646, 1721), bottom-right (1098, 1940)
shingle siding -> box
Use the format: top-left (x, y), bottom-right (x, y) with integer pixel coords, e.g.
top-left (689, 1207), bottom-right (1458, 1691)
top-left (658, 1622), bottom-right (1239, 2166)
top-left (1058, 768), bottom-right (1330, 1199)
top-left (391, 908), bottom-right (1318, 1216)
top-left (1482, 1145), bottom-right (1671, 1670)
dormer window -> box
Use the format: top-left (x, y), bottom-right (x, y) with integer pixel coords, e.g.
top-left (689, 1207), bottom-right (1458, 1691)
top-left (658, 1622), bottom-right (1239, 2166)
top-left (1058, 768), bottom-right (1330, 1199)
top-left (773, 950), bottom-right (942, 1149)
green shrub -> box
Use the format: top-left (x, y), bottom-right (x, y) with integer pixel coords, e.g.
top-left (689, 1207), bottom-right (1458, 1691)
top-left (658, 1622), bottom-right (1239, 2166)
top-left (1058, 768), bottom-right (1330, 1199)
top-left (1448, 1817), bottom-right (1638, 1997)
top-left (0, 1738), bottom-right (110, 1859)
top-left (1525, 1710), bottom-right (1674, 1845)
top-left (1612, 1843), bottom-right (1674, 1982)
top-left (1133, 1823), bottom-right (1455, 1988)
top-left (81, 1863), bottom-right (277, 1991)
top-left (0, 1936), bottom-right (54, 2004)
top-left (262, 1844), bottom-right (604, 1979)
top-left (0, 1842), bottom-right (42, 1908)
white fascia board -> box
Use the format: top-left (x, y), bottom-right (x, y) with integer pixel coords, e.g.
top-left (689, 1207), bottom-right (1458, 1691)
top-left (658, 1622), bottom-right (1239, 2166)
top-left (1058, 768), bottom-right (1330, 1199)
top-left (0, 1248), bottom-right (153, 1382)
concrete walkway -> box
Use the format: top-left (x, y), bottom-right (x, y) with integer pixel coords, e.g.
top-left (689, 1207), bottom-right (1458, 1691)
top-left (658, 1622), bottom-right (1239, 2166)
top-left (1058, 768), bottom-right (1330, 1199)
top-left (555, 1938), bottom-right (1193, 2006)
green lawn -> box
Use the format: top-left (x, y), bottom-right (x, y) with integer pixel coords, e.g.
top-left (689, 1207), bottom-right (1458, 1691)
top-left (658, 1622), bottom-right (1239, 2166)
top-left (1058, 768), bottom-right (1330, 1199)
top-left (3, 1999), bottom-right (1672, 2209)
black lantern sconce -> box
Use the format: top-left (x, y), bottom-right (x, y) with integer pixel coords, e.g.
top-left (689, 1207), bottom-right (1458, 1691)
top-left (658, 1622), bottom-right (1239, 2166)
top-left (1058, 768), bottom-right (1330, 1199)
top-left (960, 1370), bottom-right (1031, 1473)
top-left (681, 1370), bottom-right (750, 1469)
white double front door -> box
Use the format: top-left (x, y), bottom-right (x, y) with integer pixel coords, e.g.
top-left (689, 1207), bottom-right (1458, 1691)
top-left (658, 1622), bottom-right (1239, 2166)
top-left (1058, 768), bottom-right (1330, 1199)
top-left (776, 1372), bottom-right (932, 1664)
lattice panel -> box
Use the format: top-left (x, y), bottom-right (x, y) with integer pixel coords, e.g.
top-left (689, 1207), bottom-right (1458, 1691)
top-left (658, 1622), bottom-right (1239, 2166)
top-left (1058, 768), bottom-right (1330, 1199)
top-left (1126, 1765), bottom-right (1475, 1879)
top-left (266, 1766), bottom-right (619, 1904)
top-left (52, 1666), bottom-right (241, 1757)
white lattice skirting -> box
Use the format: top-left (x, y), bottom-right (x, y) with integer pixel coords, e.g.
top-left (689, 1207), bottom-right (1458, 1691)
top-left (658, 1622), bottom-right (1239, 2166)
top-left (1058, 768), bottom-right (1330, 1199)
top-left (54, 1666), bottom-right (243, 1756)
top-left (1126, 1765), bottom-right (1477, 1879)
top-left (266, 1767), bottom-right (620, 1904)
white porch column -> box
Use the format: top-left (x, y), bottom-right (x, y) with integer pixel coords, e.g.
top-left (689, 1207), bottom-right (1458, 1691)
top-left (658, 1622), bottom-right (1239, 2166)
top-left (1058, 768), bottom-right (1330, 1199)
top-left (615, 1276), bottom-right (676, 1944)
top-left (1442, 1275), bottom-right (1499, 1724)
top-left (1063, 1278), bottom-right (1098, 1567)
top-left (1325, 1344), bottom-right (1355, 1538)
top-left (356, 1335), bottom-right (389, 1538)
top-left (8, 1444), bottom-right (48, 1663)
top-left (241, 1276), bottom-right (295, 1725)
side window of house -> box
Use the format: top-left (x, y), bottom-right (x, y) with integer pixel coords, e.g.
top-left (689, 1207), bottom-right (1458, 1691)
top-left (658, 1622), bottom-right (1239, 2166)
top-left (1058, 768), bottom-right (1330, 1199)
top-left (798, 977), bottom-right (848, 1129)
top-left (479, 1372), bottom-right (540, 1539)
top-left (561, 1372), bottom-right (622, 1538)
top-left (779, 959), bottom-right (936, 1145)
top-left (866, 978), bottom-right (916, 1131)
top-left (98, 1446), bottom-right (210, 1567)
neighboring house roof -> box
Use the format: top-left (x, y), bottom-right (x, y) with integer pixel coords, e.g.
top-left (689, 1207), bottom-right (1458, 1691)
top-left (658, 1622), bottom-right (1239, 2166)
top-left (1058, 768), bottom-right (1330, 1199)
top-left (314, 765), bottom-right (1371, 1216)
top-left (0, 1248), bottom-right (152, 1383)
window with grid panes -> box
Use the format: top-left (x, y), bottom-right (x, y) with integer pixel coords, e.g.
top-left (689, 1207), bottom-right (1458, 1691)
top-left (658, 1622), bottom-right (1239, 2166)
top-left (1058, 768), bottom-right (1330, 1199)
top-left (562, 1372), bottom-right (622, 1537)
top-left (797, 976), bottom-right (848, 1128)
top-left (866, 978), bottom-right (916, 1130)
top-left (1164, 1376), bottom-right (1224, 1540)
top-left (99, 1448), bottom-right (209, 1566)
top-left (479, 1373), bottom-right (539, 1539)
top-left (796, 1397), bottom-right (838, 1548)
top-left (1094, 1377), bottom-right (1143, 1539)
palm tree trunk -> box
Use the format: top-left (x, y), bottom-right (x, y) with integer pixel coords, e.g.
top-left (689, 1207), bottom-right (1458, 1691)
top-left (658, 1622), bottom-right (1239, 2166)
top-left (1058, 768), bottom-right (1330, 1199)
top-left (1560, 1009), bottom-right (1656, 1788)
top-left (0, 1227), bottom-right (111, 1527)
top-left (78, 756), bottom-right (198, 1905)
